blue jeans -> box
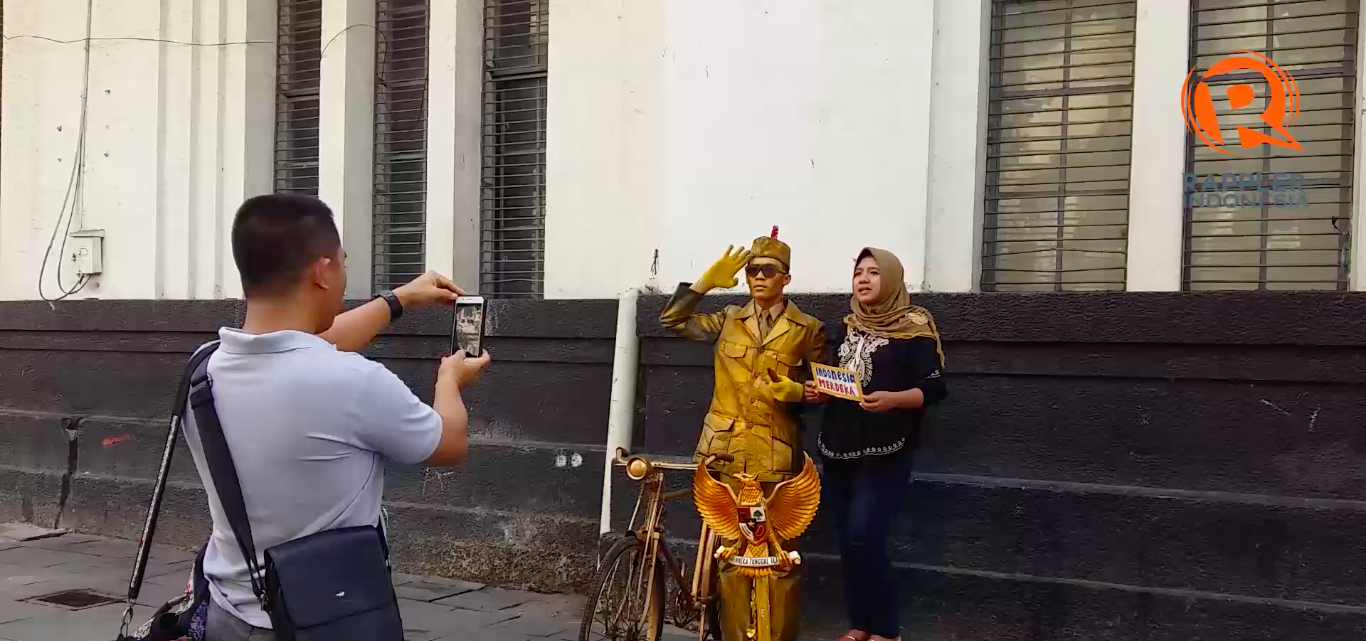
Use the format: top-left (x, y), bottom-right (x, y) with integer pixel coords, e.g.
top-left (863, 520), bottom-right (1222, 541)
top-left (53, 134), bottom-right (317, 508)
top-left (821, 450), bottom-right (913, 639)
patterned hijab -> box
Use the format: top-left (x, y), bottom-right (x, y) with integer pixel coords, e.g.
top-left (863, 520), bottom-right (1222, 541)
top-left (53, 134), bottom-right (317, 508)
top-left (844, 248), bottom-right (942, 350)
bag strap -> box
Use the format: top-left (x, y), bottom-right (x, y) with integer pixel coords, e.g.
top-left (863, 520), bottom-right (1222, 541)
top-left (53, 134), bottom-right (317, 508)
top-left (187, 348), bottom-right (270, 607)
top-left (120, 341), bottom-right (221, 637)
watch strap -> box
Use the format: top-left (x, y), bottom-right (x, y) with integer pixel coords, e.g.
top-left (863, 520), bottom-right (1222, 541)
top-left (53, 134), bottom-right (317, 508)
top-left (377, 290), bottom-right (403, 320)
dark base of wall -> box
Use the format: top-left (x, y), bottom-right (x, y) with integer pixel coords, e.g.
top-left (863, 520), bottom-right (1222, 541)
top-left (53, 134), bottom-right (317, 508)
top-left (646, 536), bottom-right (1366, 641)
top-left (0, 462), bottom-right (601, 595)
top-left (6, 295), bottom-right (1366, 640)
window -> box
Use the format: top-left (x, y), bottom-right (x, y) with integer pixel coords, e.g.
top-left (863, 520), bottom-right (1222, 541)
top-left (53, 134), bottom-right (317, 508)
top-left (982, 0), bottom-right (1137, 292)
top-left (1184, 0), bottom-right (1358, 291)
top-left (373, 0), bottom-right (431, 293)
top-left (275, 0), bottom-right (323, 195)
top-left (480, 0), bottom-right (549, 298)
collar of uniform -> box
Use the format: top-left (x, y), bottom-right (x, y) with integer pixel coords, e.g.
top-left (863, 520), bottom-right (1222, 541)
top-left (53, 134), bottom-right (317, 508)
top-left (218, 327), bottom-right (335, 355)
top-left (738, 298), bottom-right (786, 320)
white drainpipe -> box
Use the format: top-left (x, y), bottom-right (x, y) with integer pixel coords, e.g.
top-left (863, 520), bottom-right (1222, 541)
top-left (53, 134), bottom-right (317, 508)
top-left (600, 287), bottom-right (640, 534)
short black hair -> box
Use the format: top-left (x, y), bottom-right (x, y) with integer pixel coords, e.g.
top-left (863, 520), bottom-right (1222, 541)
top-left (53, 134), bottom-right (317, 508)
top-left (231, 194), bottom-right (341, 296)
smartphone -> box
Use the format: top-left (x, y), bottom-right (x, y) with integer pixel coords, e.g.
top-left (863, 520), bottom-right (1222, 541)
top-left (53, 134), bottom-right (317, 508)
top-left (451, 296), bottom-right (486, 357)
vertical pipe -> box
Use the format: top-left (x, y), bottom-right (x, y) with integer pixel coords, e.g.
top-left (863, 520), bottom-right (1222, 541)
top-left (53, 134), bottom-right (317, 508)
top-left (601, 287), bottom-right (640, 534)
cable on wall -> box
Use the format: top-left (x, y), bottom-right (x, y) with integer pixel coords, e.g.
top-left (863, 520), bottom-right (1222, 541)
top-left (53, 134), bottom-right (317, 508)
top-left (35, 0), bottom-right (96, 304)
top-left (15, 12), bottom-right (381, 303)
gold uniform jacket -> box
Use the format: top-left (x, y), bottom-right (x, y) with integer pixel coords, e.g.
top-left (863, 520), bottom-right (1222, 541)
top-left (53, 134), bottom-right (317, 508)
top-left (659, 284), bottom-right (826, 482)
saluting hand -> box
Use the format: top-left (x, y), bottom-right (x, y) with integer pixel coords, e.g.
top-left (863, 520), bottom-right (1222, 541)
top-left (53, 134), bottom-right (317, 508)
top-left (694, 245), bottom-right (753, 292)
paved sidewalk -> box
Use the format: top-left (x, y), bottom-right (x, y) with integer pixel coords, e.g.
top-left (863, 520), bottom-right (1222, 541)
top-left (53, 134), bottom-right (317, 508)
top-left (0, 526), bottom-right (599, 641)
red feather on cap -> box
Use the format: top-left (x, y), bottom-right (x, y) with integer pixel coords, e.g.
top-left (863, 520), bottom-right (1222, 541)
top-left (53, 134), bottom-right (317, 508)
top-left (770, 226), bottom-right (779, 239)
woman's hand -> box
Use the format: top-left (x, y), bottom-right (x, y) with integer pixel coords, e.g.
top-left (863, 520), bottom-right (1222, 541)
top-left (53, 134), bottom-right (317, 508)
top-left (802, 380), bottom-right (825, 402)
top-left (859, 388), bottom-right (924, 413)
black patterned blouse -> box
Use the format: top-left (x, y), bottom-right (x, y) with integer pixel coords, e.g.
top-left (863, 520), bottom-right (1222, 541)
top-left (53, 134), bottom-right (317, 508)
top-left (816, 323), bottom-right (947, 459)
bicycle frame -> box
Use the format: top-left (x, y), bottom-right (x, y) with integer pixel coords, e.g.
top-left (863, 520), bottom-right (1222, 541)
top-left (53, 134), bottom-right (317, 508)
top-left (615, 450), bottom-right (722, 640)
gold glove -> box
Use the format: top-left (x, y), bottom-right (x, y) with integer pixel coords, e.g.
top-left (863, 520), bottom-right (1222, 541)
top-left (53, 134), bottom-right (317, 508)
top-left (693, 245), bottom-right (753, 292)
top-left (767, 369), bottom-right (803, 403)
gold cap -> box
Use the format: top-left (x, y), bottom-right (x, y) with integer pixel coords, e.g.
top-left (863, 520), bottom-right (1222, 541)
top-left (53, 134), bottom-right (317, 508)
top-left (749, 226), bottom-right (791, 270)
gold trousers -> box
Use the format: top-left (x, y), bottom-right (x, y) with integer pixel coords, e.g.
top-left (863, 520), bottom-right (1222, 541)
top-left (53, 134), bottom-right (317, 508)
top-left (716, 543), bottom-right (802, 641)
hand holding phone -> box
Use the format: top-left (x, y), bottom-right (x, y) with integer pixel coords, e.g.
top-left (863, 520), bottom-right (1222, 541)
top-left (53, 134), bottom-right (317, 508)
top-left (451, 296), bottom-right (486, 357)
top-left (441, 350), bottom-right (491, 388)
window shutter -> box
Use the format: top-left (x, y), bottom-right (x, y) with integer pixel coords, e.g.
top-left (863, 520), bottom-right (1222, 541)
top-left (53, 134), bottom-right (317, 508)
top-left (982, 0), bottom-right (1137, 292)
top-left (1183, 0), bottom-right (1357, 291)
top-left (373, 0), bottom-right (431, 293)
top-left (275, 0), bottom-right (323, 196)
top-left (480, 0), bottom-right (549, 298)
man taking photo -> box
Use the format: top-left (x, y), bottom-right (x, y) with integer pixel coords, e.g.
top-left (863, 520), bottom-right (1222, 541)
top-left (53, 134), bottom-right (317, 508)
top-left (181, 194), bottom-right (489, 641)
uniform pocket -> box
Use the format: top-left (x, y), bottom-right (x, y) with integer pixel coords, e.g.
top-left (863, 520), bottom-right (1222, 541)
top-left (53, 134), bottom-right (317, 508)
top-left (704, 413), bottom-right (735, 433)
top-left (720, 340), bottom-right (748, 359)
top-left (768, 350), bottom-right (802, 379)
top-left (699, 414), bottom-right (735, 459)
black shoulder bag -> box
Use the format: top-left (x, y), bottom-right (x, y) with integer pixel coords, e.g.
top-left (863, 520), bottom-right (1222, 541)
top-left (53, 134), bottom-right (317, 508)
top-left (187, 346), bottom-right (404, 641)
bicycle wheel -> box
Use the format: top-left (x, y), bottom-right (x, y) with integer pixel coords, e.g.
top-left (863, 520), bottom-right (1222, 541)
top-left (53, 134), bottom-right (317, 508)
top-left (580, 535), bottom-right (666, 641)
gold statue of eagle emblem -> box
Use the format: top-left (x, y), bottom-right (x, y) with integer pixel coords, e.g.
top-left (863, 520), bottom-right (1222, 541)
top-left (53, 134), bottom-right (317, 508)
top-left (693, 453), bottom-right (821, 579)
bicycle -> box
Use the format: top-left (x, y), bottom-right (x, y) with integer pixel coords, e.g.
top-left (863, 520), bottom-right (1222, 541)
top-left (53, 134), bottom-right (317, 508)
top-left (579, 448), bottom-right (734, 641)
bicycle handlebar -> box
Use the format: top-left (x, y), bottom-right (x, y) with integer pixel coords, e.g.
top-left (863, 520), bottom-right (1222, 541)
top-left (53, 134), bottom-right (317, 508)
top-left (613, 448), bottom-right (735, 479)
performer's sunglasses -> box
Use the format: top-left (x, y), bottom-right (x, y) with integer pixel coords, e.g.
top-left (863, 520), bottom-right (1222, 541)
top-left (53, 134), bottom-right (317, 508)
top-left (745, 264), bottom-right (785, 278)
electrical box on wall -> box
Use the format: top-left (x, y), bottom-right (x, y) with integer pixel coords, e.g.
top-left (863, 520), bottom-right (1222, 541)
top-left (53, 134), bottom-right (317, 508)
top-left (68, 229), bottom-right (105, 276)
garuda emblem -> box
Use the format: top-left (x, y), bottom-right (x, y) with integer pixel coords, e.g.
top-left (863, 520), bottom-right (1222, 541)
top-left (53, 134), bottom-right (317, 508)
top-left (692, 454), bottom-right (820, 578)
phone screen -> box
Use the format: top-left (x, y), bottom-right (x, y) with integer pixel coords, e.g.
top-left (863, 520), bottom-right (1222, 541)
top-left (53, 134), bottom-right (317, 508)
top-left (452, 300), bottom-right (485, 357)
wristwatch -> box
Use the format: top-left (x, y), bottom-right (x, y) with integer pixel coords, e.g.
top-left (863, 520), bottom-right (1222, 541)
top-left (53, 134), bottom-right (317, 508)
top-left (376, 289), bottom-right (403, 320)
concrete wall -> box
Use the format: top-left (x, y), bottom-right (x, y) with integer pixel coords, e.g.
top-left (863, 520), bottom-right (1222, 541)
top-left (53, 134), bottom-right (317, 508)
top-left (0, 299), bottom-right (613, 592)
top-left (3, 295), bottom-right (1366, 639)
top-left (545, 0), bottom-right (940, 297)
top-left (0, 0), bottom-right (276, 301)
top-left (627, 291), bottom-right (1366, 639)
top-left (11, 0), bottom-right (1360, 300)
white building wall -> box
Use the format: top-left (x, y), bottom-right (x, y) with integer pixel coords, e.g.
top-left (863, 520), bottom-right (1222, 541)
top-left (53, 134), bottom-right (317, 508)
top-left (543, 0), bottom-right (668, 298)
top-left (547, 0), bottom-right (938, 298)
top-left (1125, 0), bottom-right (1191, 292)
top-left (319, 0), bottom-right (377, 299)
top-left (1, 0), bottom-right (1362, 300)
top-left (923, 0), bottom-right (991, 294)
top-left (0, 0), bottom-right (274, 301)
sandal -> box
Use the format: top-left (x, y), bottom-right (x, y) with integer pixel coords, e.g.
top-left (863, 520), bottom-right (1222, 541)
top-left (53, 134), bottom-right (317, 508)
top-left (838, 632), bottom-right (869, 641)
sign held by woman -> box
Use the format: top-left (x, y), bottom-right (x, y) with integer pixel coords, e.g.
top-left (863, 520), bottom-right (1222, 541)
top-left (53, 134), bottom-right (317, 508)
top-left (809, 363), bottom-right (863, 402)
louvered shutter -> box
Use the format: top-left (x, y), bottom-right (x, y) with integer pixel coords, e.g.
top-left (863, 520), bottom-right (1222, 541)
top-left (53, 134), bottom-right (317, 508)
top-left (1184, 0), bottom-right (1357, 290)
top-left (373, 0), bottom-right (431, 293)
top-left (275, 0), bottom-right (323, 195)
top-left (480, 0), bottom-right (549, 298)
top-left (982, 0), bottom-right (1137, 292)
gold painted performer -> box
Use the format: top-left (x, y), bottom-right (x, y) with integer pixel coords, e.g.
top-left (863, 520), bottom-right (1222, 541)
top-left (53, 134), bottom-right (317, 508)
top-left (659, 227), bottom-right (825, 641)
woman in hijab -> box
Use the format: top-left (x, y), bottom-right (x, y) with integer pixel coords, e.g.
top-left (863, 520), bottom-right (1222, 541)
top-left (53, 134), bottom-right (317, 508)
top-left (804, 247), bottom-right (947, 641)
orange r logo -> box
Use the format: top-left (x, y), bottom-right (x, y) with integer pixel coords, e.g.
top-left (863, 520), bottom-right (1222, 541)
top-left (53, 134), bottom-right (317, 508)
top-left (1181, 50), bottom-right (1303, 154)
